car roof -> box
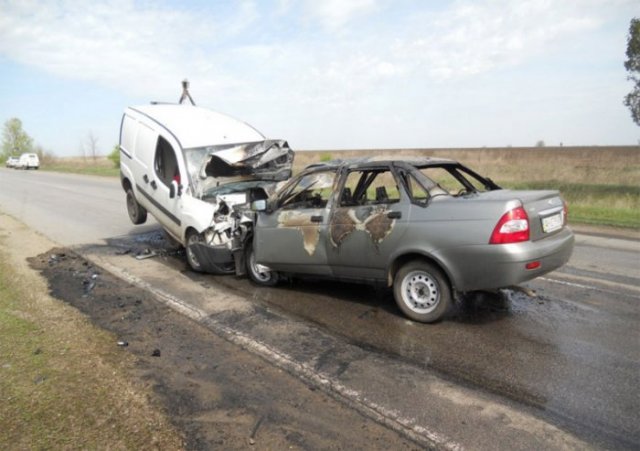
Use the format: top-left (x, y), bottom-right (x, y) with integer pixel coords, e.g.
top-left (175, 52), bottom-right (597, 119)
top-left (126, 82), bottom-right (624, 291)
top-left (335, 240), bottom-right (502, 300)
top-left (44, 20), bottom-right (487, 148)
top-left (126, 104), bottom-right (265, 149)
top-left (304, 156), bottom-right (459, 171)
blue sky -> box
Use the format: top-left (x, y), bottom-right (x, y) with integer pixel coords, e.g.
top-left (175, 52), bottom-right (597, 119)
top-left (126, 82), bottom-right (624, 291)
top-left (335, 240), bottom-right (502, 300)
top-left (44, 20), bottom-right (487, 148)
top-left (0, 0), bottom-right (638, 156)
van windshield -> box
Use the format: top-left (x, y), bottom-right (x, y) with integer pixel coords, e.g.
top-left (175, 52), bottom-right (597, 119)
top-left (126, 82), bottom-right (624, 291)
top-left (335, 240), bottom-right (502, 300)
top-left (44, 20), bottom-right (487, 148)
top-left (184, 140), bottom-right (294, 198)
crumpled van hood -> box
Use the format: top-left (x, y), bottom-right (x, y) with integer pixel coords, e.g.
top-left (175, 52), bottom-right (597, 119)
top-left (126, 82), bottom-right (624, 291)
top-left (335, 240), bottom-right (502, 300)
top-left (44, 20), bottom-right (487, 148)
top-left (203, 139), bottom-right (293, 181)
top-left (186, 139), bottom-right (294, 199)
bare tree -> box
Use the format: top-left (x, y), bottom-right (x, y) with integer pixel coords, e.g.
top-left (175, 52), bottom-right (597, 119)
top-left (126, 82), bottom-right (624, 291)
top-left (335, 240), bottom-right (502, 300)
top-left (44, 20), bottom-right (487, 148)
top-left (87, 131), bottom-right (99, 161)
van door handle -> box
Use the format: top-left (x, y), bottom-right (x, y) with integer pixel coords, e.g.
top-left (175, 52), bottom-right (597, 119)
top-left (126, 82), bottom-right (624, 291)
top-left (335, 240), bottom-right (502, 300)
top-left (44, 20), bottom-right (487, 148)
top-left (310, 215), bottom-right (323, 223)
top-left (387, 211), bottom-right (401, 219)
top-left (150, 180), bottom-right (157, 190)
top-left (143, 174), bottom-right (149, 184)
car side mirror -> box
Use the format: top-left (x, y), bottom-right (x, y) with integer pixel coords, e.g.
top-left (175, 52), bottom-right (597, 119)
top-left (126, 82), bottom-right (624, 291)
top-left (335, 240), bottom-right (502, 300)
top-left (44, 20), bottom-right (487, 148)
top-left (251, 199), bottom-right (267, 212)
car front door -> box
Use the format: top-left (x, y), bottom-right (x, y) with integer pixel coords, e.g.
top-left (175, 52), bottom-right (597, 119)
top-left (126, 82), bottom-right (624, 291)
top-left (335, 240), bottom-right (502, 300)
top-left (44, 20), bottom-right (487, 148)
top-left (327, 165), bottom-right (410, 280)
top-left (254, 169), bottom-right (338, 275)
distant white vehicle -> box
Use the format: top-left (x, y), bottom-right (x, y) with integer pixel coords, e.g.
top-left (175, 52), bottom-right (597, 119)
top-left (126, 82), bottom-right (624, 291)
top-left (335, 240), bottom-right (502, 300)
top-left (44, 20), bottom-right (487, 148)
top-left (5, 156), bottom-right (19, 168)
top-left (18, 153), bottom-right (40, 170)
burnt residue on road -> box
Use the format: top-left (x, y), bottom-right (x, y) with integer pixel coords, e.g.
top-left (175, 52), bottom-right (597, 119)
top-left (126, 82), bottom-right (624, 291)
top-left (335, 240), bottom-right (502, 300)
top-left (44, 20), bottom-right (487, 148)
top-left (28, 248), bottom-right (418, 450)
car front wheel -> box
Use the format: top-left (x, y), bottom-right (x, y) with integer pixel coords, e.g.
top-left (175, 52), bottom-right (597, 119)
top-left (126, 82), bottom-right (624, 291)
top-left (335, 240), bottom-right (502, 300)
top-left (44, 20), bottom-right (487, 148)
top-left (126, 188), bottom-right (147, 225)
top-left (245, 240), bottom-right (279, 286)
top-left (393, 260), bottom-right (451, 323)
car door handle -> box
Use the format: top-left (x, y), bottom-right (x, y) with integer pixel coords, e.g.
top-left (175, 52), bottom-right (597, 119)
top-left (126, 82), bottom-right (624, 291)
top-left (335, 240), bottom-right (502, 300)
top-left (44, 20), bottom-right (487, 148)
top-left (150, 180), bottom-right (157, 190)
top-left (143, 174), bottom-right (149, 184)
top-left (387, 211), bottom-right (401, 219)
top-left (311, 215), bottom-right (323, 223)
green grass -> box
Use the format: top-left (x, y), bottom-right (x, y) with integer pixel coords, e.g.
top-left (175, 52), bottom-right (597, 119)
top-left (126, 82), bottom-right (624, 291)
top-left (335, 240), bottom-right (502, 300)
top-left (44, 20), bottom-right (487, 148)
top-left (0, 253), bottom-right (182, 449)
top-left (41, 163), bottom-right (119, 177)
top-left (503, 181), bottom-right (640, 230)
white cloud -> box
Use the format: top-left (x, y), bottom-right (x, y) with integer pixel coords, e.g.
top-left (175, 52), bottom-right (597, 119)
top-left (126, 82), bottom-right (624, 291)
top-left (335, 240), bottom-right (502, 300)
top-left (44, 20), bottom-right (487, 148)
top-left (305, 0), bottom-right (378, 30)
top-left (395, 0), bottom-right (601, 80)
top-left (0, 0), bottom-right (636, 151)
top-left (0, 0), bottom-right (230, 99)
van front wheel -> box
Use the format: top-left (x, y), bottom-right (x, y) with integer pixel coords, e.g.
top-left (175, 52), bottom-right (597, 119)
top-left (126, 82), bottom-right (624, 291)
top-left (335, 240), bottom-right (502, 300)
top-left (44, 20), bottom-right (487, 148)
top-left (126, 188), bottom-right (147, 225)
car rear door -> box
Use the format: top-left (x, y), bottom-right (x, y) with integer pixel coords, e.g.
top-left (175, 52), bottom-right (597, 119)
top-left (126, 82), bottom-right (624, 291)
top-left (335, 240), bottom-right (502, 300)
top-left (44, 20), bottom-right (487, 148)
top-left (327, 165), bottom-right (410, 280)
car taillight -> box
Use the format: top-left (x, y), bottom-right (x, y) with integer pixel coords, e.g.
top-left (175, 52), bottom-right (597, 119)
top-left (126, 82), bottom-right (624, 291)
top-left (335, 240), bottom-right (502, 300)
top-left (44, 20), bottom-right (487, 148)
top-left (490, 206), bottom-right (530, 244)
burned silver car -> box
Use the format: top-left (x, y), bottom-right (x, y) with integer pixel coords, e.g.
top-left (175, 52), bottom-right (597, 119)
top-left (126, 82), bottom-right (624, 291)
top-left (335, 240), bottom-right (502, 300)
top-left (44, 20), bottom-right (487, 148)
top-left (248, 158), bottom-right (574, 323)
top-left (120, 104), bottom-right (293, 274)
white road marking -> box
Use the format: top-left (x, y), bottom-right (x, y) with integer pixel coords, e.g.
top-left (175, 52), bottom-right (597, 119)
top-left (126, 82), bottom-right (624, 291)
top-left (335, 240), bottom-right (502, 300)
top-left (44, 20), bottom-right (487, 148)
top-left (97, 258), bottom-right (464, 450)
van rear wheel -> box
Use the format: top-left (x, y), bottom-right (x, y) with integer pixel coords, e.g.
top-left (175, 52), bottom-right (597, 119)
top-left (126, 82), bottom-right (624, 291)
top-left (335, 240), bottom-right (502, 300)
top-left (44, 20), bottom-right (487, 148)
top-left (126, 188), bottom-right (147, 225)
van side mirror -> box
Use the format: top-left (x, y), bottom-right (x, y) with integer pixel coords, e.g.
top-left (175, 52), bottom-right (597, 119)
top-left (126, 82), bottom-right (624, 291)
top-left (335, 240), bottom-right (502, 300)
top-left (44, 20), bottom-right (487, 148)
top-left (251, 199), bottom-right (267, 212)
top-left (170, 180), bottom-right (181, 199)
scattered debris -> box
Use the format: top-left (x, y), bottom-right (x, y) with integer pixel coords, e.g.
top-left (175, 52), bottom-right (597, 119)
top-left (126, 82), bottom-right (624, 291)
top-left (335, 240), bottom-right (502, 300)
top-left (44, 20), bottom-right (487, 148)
top-left (34, 374), bottom-right (46, 385)
top-left (117, 340), bottom-right (129, 347)
top-left (136, 248), bottom-right (158, 260)
top-left (82, 275), bottom-right (97, 296)
top-left (115, 248), bottom-right (132, 256)
top-left (151, 349), bottom-right (161, 357)
top-left (250, 415), bottom-right (265, 442)
top-left (507, 285), bottom-right (537, 297)
top-left (33, 348), bottom-right (42, 355)
top-left (48, 253), bottom-right (66, 265)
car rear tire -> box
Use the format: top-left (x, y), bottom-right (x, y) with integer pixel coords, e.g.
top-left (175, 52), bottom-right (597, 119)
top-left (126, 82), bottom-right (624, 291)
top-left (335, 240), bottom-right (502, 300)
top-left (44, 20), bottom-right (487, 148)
top-left (126, 188), bottom-right (147, 225)
top-left (186, 231), bottom-right (205, 273)
top-left (245, 240), bottom-right (279, 286)
top-left (393, 260), bottom-right (451, 323)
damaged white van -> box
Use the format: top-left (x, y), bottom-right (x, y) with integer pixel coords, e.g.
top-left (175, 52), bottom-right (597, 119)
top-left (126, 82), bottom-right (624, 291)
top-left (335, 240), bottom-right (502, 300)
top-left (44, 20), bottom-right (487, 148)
top-left (119, 104), bottom-right (294, 274)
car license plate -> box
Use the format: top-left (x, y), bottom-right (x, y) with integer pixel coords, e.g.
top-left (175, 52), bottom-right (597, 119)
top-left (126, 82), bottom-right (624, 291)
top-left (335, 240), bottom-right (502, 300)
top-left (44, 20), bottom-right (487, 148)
top-left (542, 212), bottom-right (563, 233)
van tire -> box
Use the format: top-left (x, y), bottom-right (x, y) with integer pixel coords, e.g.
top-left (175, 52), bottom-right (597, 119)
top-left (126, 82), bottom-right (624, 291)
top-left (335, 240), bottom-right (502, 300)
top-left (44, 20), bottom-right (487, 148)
top-left (126, 188), bottom-right (147, 225)
top-left (186, 231), bottom-right (205, 273)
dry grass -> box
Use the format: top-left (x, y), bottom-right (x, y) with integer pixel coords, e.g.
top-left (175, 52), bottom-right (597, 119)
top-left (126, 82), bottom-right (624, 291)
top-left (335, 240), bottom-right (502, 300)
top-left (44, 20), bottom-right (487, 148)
top-left (42, 156), bottom-right (119, 177)
top-left (293, 146), bottom-right (640, 185)
top-left (293, 146), bottom-right (640, 229)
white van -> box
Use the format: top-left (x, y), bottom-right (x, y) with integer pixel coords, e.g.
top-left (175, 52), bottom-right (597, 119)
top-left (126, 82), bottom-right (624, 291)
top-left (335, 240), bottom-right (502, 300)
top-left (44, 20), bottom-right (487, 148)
top-left (119, 104), bottom-right (294, 274)
top-left (18, 153), bottom-right (40, 170)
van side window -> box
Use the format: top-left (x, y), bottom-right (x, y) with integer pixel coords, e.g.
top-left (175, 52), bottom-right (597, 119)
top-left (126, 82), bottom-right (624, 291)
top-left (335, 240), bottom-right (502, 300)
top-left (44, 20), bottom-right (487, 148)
top-left (154, 137), bottom-right (180, 187)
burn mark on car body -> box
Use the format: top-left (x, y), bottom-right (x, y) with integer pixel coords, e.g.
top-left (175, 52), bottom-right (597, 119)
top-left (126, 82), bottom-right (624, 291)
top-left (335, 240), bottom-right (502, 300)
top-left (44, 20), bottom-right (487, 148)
top-left (330, 206), bottom-right (395, 248)
top-left (364, 210), bottom-right (394, 244)
top-left (330, 209), bottom-right (357, 246)
top-left (277, 211), bottom-right (320, 256)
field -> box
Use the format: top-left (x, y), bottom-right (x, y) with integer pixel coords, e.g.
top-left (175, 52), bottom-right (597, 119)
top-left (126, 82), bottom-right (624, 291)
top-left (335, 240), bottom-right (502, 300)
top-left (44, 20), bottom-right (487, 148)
top-left (41, 146), bottom-right (640, 229)
top-left (41, 157), bottom-right (120, 177)
top-left (295, 146), bottom-right (640, 230)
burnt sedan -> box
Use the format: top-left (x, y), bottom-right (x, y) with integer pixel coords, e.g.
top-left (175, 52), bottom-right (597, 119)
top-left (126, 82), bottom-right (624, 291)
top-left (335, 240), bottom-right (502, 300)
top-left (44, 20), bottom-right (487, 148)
top-left (247, 158), bottom-right (574, 323)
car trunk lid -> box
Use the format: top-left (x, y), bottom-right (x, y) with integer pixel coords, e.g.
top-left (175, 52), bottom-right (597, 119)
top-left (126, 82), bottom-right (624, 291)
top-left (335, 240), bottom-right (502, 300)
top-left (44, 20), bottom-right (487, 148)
top-left (490, 189), bottom-right (567, 242)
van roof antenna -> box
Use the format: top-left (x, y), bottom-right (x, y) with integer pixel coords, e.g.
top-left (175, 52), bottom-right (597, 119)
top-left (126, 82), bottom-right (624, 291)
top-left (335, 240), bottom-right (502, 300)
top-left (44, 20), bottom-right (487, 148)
top-left (179, 79), bottom-right (196, 105)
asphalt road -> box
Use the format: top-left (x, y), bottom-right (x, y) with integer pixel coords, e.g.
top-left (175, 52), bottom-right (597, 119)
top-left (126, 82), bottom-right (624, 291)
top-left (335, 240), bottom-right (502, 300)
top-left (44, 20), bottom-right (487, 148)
top-left (1, 167), bottom-right (639, 449)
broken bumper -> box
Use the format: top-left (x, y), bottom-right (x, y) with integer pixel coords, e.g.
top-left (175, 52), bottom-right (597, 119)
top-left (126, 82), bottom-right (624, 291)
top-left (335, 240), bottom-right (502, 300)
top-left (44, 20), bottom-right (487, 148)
top-left (189, 242), bottom-right (237, 274)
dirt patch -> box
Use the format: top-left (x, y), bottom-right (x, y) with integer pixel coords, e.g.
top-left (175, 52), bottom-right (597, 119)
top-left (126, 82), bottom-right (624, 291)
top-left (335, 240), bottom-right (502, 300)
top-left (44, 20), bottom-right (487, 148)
top-left (29, 248), bottom-right (418, 450)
